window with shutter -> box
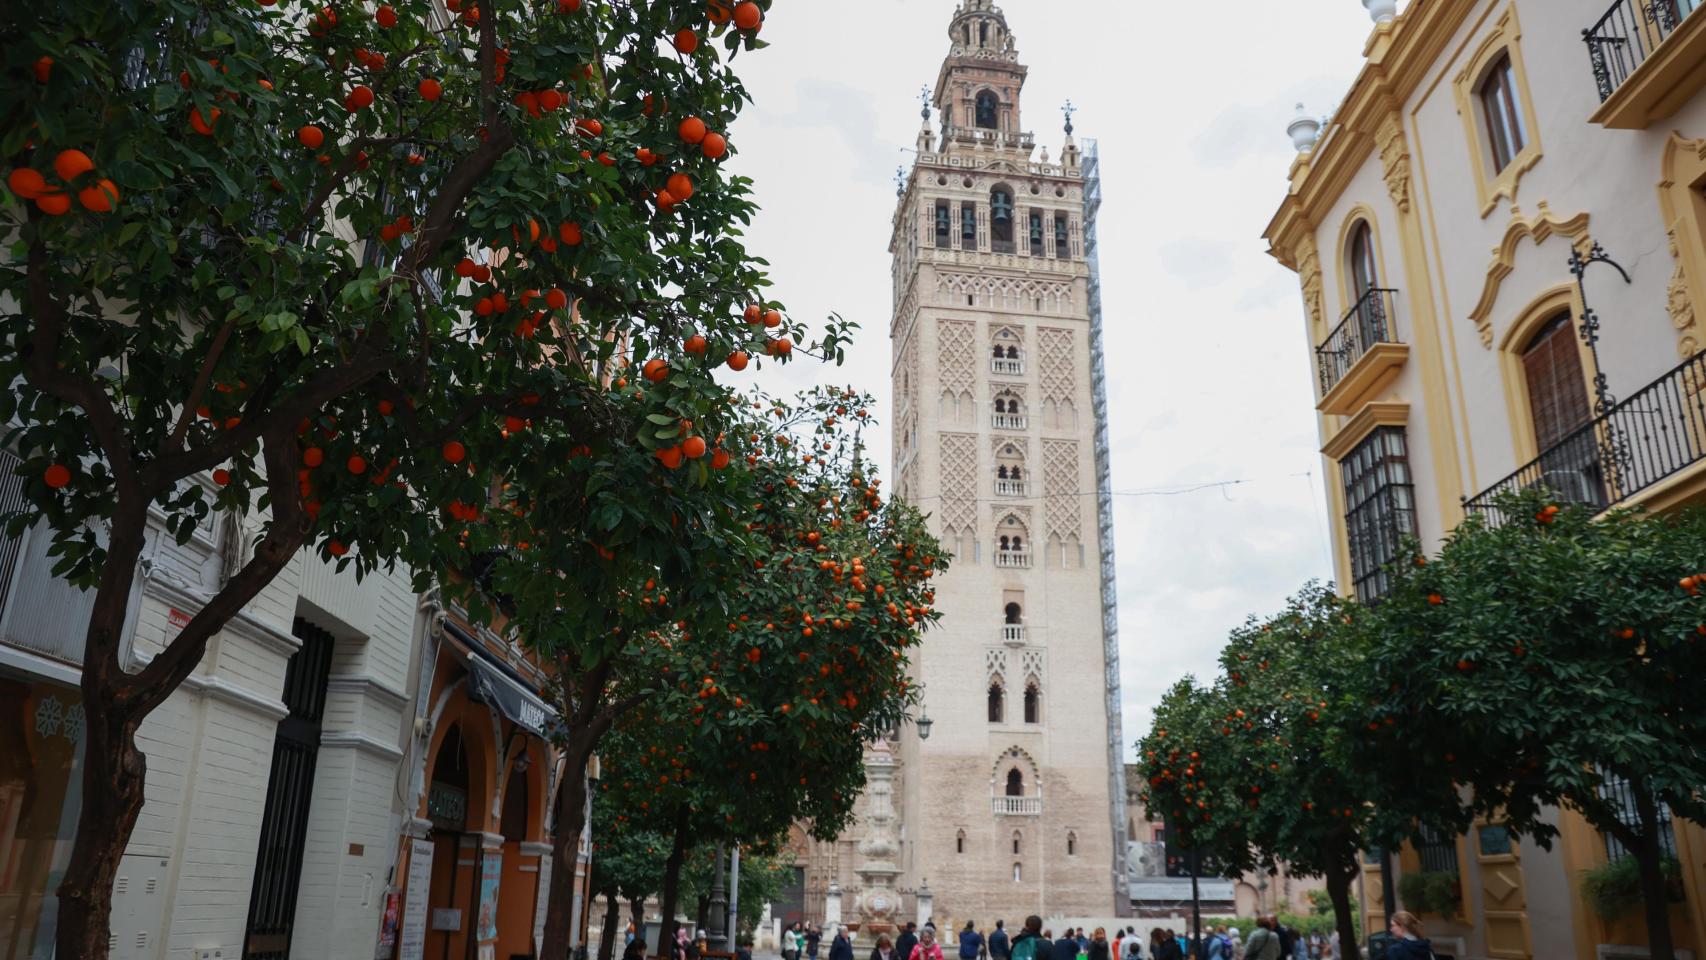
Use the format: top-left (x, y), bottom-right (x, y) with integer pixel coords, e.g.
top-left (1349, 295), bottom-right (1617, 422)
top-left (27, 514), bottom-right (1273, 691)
top-left (1522, 314), bottom-right (1592, 450)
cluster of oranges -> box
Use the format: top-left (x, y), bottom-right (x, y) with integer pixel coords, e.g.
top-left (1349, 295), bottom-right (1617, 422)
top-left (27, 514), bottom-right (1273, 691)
top-left (8, 149), bottom-right (119, 216)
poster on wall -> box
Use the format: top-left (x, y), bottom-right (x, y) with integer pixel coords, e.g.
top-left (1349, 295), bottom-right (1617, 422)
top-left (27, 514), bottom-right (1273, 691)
top-left (532, 855), bottom-right (553, 955)
top-left (477, 850), bottom-right (502, 942)
top-left (398, 839), bottom-right (435, 960)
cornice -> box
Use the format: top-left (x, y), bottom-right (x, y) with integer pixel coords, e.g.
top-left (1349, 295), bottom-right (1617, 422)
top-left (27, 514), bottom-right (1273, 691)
top-left (1321, 402), bottom-right (1411, 461)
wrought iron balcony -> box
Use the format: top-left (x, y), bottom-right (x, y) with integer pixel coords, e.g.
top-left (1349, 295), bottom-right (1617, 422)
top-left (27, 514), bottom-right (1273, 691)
top-left (1317, 288), bottom-right (1402, 400)
top-left (995, 550), bottom-right (1031, 569)
top-left (994, 478), bottom-right (1029, 497)
top-left (992, 357), bottom-right (1025, 376)
top-left (991, 796), bottom-right (1042, 816)
top-left (992, 413), bottom-right (1028, 431)
top-left (1001, 624), bottom-right (1027, 645)
top-left (1465, 348), bottom-right (1706, 523)
top-left (1585, 0), bottom-right (1702, 102)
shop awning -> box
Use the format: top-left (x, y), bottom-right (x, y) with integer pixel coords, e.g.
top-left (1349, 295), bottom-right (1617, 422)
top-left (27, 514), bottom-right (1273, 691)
top-left (446, 621), bottom-right (558, 738)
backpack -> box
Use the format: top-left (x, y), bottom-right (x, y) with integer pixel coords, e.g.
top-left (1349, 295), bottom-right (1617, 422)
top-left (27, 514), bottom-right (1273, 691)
top-left (1010, 937), bottom-right (1038, 960)
top-left (1121, 940), bottom-right (1143, 960)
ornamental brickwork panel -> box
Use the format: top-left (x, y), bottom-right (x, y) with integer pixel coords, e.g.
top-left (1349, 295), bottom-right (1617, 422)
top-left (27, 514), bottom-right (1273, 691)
top-left (1042, 439), bottom-right (1081, 540)
top-left (938, 432), bottom-right (978, 533)
top-left (938, 319), bottom-right (976, 398)
top-left (1037, 327), bottom-right (1075, 428)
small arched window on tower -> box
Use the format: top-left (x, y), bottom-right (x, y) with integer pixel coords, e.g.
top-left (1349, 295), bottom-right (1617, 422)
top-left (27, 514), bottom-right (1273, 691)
top-left (1023, 682), bottom-right (1040, 724)
top-left (1012, 830), bottom-right (1022, 855)
top-left (1012, 863), bottom-right (1023, 883)
top-left (1067, 832), bottom-right (1078, 856)
top-left (990, 188), bottom-right (1015, 253)
top-left (956, 829), bottom-right (966, 854)
top-left (1006, 767), bottom-right (1024, 797)
top-left (987, 681), bottom-right (1004, 723)
top-left (979, 21), bottom-right (989, 46)
top-left (1004, 602), bottom-right (1022, 624)
top-left (975, 90), bottom-right (1000, 130)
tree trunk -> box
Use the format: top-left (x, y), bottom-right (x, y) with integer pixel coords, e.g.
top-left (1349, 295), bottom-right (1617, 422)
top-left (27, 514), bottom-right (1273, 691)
top-left (658, 807), bottom-right (694, 960)
top-left (633, 896), bottom-right (648, 947)
top-left (1325, 863), bottom-right (1362, 960)
top-left (53, 705), bottom-right (148, 960)
top-left (542, 738), bottom-right (598, 960)
top-left (1631, 784), bottom-right (1678, 960)
top-left (600, 889), bottom-right (622, 960)
top-left (696, 894), bottom-right (710, 934)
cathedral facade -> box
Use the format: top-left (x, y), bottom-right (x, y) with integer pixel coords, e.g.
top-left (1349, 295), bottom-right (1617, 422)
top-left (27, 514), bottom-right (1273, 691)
top-left (782, 1), bottom-right (1129, 932)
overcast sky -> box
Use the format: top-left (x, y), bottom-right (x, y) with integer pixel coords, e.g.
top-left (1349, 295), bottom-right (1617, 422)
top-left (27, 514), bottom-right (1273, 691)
top-left (723, 0), bottom-right (1393, 758)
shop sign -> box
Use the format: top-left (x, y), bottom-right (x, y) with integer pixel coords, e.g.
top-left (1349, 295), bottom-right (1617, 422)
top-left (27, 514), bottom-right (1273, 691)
top-left (398, 839), bottom-right (434, 960)
top-left (427, 782), bottom-right (466, 827)
top-left (477, 851), bottom-right (502, 941)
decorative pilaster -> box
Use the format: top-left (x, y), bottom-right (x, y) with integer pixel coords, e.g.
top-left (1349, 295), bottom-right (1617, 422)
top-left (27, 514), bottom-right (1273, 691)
top-left (1375, 115), bottom-right (1411, 213)
top-left (1297, 236), bottom-right (1325, 331)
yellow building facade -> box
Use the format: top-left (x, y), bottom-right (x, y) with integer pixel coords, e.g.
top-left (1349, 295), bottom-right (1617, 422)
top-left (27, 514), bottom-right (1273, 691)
top-left (1264, 1), bottom-right (1706, 958)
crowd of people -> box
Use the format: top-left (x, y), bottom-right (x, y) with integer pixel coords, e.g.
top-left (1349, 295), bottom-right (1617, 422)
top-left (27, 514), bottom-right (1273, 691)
top-left (766, 911), bottom-right (1442, 960)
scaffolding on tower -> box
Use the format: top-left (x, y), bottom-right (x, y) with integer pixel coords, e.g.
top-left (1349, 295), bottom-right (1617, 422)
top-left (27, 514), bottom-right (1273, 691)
top-left (1082, 137), bottom-right (1132, 915)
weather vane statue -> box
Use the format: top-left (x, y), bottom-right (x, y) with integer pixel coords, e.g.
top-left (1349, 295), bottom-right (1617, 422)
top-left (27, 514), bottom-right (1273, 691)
top-left (1062, 99), bottom-right (1076, 135)
top-left (919, 85), bottom-right (932, 121)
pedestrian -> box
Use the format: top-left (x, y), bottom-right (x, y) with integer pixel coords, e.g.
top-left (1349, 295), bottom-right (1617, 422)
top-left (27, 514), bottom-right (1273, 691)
top-left (990, 920), bottom-right (1011, 960)
top-left (1120, 928), bottom-right (1143, 960)
top-left (961, 921), bottom-right (986, 960)
top-left (1204, 927), bottom-right (1229, 960)
top-left (1384, 912), bottom-right (1434, 960)
top-left (831, 926), bottom-right (855, 960)
top-left (1077, 930), bottom-right (1090, 958)
top-left (1151, 930), bottom-right (1182, 960)
top-left (1052, 927), bottom-right (1078, 960)
top-left (786, 923), bottom-right (803, 960)
top-left (623, 937), bottom-right (646, 960)
top-left (1227, 927), bottom-right (1243, 960)
top-left (872, 934), bottom-right (896, 960)
top-left (807, 924), bottom-right (823, 960)
top-left (1087, 927), bottom-right (1110, 960)
top-left (1242, 919), bottom-right (1280, 960)
top-left (673, 928), bottom-right (692, 960)
top-left (897, 922), bottom-right (920, 960)
top-left (1010, 916), bottom-right (1053, 960)
top-left (911, 925), bottom-right (947, 960)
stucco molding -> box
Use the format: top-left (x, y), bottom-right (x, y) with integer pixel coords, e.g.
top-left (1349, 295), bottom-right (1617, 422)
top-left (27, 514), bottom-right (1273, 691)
top-left (1321, 402), bottom-right (1411, 461)
top-left (1297, 235), bottom-right (1325, 332)
top-left (1467, 202), bottom-right (1592, 348)
top-left (1450, 4), bottom-right (1544, 219)
top-left (1658, 133), bottom-right (1706, 376)
top-left (1374, 115), bottom-right (1411, 214)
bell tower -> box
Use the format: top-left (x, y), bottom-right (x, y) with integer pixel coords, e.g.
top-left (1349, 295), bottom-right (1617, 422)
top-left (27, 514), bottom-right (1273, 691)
top-left (886, 0), bottom-right (1129, 924)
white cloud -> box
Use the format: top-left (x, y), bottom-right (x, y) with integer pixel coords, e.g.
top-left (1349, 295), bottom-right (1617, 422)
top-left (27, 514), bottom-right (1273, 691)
top-left (725, 0), bottom-right (1378, 757)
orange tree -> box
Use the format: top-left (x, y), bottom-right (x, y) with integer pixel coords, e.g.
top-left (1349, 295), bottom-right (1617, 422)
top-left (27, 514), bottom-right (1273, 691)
top-left (0, 0), bottom-right (817, 955)
top-left (1137, 584), bottom-right (1464, 960)
top-left (1359, 492), bottom-right (1706, 960)
top-left (589, 792), bottom-right (668, 960)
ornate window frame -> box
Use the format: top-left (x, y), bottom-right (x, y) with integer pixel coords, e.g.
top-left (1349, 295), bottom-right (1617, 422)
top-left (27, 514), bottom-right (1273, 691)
top-left (1452, 5), bottom-right (1543, 219)
top-left (1496, 284), bottom-right (1592, 466)
top-left (1658, 134), bottom-right (1706, 364)
top-left (1335, 206), bottom-right (1394, 319)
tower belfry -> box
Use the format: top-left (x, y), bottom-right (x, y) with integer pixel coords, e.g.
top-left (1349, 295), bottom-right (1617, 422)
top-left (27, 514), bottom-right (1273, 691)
top-left (884, 0), bottom-right (1129, 923)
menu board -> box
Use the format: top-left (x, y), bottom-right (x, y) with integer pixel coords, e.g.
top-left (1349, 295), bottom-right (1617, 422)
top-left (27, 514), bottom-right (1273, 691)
top-left (398, 839), bottom-right (435, 960)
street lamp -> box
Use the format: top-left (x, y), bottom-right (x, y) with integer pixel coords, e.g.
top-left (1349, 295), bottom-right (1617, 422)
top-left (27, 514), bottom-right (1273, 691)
top-left (915, 712), bottom-right (933, 741)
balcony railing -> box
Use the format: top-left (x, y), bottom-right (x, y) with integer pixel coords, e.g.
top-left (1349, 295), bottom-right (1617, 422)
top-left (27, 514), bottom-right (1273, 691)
top-left (1465, 348), bottom-right (1706, 522)
top-left (991, 796), bottom-right (1042, 816)
top-left (995, 550), bottom-right (1032, 569)
top-left (1585, 0), bottom-right (1702, 101)
top-left (992, 413), bottom-right (1028, 430)
top-left (992, 357), bottom-right (1025, 376)
top-left (994, 478), bottom-right (1029, 497)
top-left (1001, 624), bottom-right (1026, 645)
top-left (1317, 288), bottom-right (1401, 397)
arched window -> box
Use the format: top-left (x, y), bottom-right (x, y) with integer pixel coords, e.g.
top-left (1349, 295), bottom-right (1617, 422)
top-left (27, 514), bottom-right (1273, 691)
top-left (1067, 832), bottom-right (1078, 856)
top-left (1004, 602), bottom-right (1022, 624)
top-left (994, 397), bottom-right (1008, 414)
top-left (1011, 535), bottom-right (1024, 550)
top-left (1012, 830), bottom-right (1022, 855)
top-left (979, 21), bottom-right (988, 46)
top-left (428, 723), bottom-right (470, 831)
top-left (1522, 313), bottom-right (1600, 505)
top-left (990, 187), bottom-right (1015, 251)
top-left (1012, 863), bottom-right (1023, 882)
top-left (997, 464), bottom-right (1009, 479)
top-left (999, 535), bottom-right (1011, 551)
top-left (935, 201), bottom-right (952, 248)
top-left (1023, 683), bottom-right (1040, 724)
top-left (987, 682), bottom-right (1004, 723)
top-left (1005, 768), bottom-right (1024, 797)
top-left (1006, 345), bottom-right (1018, 359)
top-left (975, 90), bottom-right (999, 130)
top-left (992, 344), bottom-right (1004, 359)
top-left (1347, 221), bottom-right (1379, 303)
top-left (956, 830), bottom-right (966, 854)
top-left (1010, 466), bottom-right (1022, 480)
top-left (1478, 52), bottom-right (1527, 174)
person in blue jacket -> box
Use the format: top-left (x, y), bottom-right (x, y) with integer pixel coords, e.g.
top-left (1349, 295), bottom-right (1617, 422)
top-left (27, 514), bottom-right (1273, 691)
top-left (960, 921), bottom-right (986, 960)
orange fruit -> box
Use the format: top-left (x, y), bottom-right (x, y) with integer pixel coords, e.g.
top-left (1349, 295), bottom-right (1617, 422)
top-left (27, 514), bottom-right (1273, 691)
top-left (678, 116), bottom-right (707, 144)
top-left (656, 445), bottom-right (684, 469)
top-left (559, 0), bottom-right (581, 10)
top-left (558, 221), bottom-right (582, 245)
top-left (763, 309), bottom-right (781, 328)
top-left (189, 107), bottom-right (220, 135)
top-left (346, 84), bottom-right (374, 111)
top-left (298, 124), bottom-right (325, 148)
top-left (53, 149), bottom-right (95, 183)
top-left (545, 288), bottom-right (568, 310)
top-left (576, 117), bottom-right (603, 137)
top-left (667, 172), bottom-right (694, 200)
top-left (709, 0), bottom-right (733, 23)
top-left (743, 304), bottom-right (761, 323)
top-left (43, 464), bottom-right (71, 489)
top-left (378, 400), bottom-right (395, 416)
top-left (726, 351), bottom-right (749, 371)
top-left (701, 132), bottom-right (727, 159)
top-left (733, 1), bottom-right (761, 29)
top-left (347, 454), bottom-right (367, 474)
top-left (303, 446), bottom-right (325, 467)
top-left (8, 168), bottom-right (47, 199)
top-left (328, 540), bottom-right (349, 557)
top-left (682, 436), bottom-right (708, 459)
top-left (376, 4), bottom-right (398, 27)
top-left (32, 56), bottom-right (53, 83)
top-left (673, 29), bottom-right (699, 53)
top-left (213, 468), bottom-right (232, 486)
top-left (655, 188), bottom-right (677, 212)
top-left (443, 440), bottom-right (467, 463)
top-left (643, 358), bottom-right (669, 383)
top-left (35, 191), bottom-right (70, 216)
top-left (711, 448), bottom-right (731, 470)
top-left (419, 77), bottom-right (442, 101)
top-left (767, 338), bottom-right (792, 357)
top-left (78, 179), bottom-right (119, 212)
top-left (684, 334), bottom-right (708, 355)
